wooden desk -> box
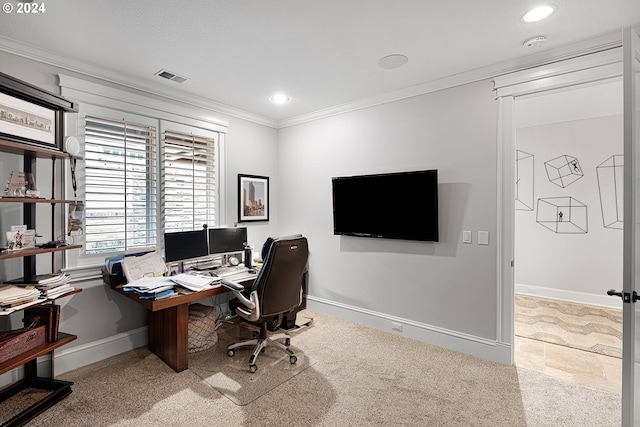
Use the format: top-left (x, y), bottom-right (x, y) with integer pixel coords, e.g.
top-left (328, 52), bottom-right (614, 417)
top-left (113, 277), bottom-right (254, 372)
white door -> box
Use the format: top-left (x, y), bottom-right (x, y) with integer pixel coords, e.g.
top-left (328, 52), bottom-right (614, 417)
top-left (619, 26), bottom-right (640, 427)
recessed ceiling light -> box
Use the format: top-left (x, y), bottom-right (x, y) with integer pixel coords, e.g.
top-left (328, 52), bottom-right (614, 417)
top-left (522, 5), bottom-right (555, 23)
top-left (378, 54), bottom-right (408, 70)
top-left (270, 94), bottom-right (290, 104)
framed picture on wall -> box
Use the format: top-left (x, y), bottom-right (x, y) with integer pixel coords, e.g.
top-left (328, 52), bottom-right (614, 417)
top-left (238, 174), bottom-right (269, 222)
top-left (0, 91), bottom-right (57, 149)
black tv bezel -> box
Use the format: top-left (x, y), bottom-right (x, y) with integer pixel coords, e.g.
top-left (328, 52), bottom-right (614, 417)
top-left (331, 169), bottom-right (439, 242)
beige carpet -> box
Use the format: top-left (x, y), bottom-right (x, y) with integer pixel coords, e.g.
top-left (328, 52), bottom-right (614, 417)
top-left (515, 294), bottom-right (622, 358)
top-left (21, 309), bottom-right (620, 426)
top-left (188, 317), bottom-right (316, 405)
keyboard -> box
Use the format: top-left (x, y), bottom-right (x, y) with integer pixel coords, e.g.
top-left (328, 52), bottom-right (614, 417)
top-left (214, 265), bottom-right (249, 278)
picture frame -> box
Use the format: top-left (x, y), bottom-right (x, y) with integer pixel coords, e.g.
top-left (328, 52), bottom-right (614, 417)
top-left (238, 174), bottom-right (269, 222)
top-left (0, 91), bottom-right (57, 149)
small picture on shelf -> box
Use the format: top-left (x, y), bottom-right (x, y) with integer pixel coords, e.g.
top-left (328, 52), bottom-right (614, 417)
top-left (2, 171), bottom-right (39, 198)
top-left (5, 225), bottom-right (35, 251)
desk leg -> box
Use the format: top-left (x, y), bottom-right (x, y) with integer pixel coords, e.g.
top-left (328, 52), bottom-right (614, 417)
top-left (148, 304), bottom-right (189, 372)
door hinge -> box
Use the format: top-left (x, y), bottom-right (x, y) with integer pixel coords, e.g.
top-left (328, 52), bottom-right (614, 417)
top-left (607, 289), bottom-right (640, 303)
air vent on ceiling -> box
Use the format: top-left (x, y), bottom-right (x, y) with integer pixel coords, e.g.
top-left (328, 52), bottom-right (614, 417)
top-left (155, 69), bottom-right (189, 83)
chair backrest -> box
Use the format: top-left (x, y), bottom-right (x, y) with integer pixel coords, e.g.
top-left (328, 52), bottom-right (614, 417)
top-left (251, 235), bottom-right (309, 318)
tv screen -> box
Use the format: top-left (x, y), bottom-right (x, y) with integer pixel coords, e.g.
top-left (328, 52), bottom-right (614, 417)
top-left (208, 227), bottom-right (248, 255)
top-left (164, 229), bottom-right (209, 263)
top-left (331, 169), bottom-right (439, 242)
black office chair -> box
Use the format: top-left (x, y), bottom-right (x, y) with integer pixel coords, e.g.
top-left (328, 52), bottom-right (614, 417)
top-left (221, 234), bottom-right (309, 373)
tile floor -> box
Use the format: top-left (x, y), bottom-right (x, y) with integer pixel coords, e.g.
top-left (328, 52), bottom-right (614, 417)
top-left (515, 335), bottom-right (622, 395)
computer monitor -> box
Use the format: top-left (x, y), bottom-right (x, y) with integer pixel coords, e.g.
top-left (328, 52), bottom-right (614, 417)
top-left (208, 227), bottom-right (247, 256)
top-left (164, 229), bottom-right (209, 263)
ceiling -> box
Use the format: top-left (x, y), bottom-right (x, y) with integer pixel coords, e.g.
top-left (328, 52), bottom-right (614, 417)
top-left (0, 0), bottom-right (639, 126)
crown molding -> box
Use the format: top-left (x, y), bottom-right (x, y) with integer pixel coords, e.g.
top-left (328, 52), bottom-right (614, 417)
top-left (0, 36), bottom-right (278, 128)
top-left (276, 31), bottom-right (624, 128)
top-left (0, 30), bottom-right (626, 130)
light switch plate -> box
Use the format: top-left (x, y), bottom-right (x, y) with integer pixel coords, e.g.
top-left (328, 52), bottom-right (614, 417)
top-left (462, 231), bottom-right (472, 243)
top-left (478, 231), bottom-right (489, 245)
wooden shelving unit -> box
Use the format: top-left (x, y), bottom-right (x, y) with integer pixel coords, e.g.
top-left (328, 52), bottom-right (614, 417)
top-left (0, 71), bottom-right (81, 427)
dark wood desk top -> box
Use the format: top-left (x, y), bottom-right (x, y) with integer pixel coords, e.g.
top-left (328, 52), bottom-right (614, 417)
top-left (112, 276), bottom-right (255, 312)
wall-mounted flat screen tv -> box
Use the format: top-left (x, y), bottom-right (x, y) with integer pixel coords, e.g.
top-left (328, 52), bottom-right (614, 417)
top-left (331, 169), bottom-right (439, 242)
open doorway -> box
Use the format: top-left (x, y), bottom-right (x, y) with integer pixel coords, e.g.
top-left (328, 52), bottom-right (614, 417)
top-left (512, 80), bottom-right (623, 394)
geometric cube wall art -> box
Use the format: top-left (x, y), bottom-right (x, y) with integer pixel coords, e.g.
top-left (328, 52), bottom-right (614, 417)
top-left (536, 197), bottom-right (588, 234)
top-left (596, 154), bottom-right (623, 229)
top-left (516, 150), bottom-right (534, 211)
top-left (544, 154), bottom-right (584, 188)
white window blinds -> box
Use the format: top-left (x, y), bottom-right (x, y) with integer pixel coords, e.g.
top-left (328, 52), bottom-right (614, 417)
top-left (162, 129), bottom-right (217, 232)
top-left (83, 116), bottom-right (158, 254)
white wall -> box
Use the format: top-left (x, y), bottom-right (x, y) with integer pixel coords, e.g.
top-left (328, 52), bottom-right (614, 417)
top-left (515, 114), bottom-right (623, 304)
top-left (277, 80), bottom-right (501, 343)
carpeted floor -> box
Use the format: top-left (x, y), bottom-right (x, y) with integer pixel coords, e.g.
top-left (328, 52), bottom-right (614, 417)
top-left (12, 309), bottom-right (622, 426)
top-left (188, 316), bottom-right (317, 405)
top-left (515, 294), bottom-right (622, 358)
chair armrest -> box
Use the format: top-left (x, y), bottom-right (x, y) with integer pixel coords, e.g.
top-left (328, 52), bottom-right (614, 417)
top-left (221, 279), bottom-right (245, 292)
top-left (221, 279), bottom-right (258, 320)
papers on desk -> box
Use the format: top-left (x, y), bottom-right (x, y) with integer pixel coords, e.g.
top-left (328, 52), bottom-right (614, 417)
top-left (122, 275), bottom-right (172, 292)
top-left (121, 273), bottom-right (219, 299)
top-left (170, 273), bottom-right (220, 292)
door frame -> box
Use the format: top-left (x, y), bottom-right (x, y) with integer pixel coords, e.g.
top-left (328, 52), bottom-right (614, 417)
top-left (621, 26), bottom-right (640, 426)
top-left (494, 47), bottom-right (623, 364)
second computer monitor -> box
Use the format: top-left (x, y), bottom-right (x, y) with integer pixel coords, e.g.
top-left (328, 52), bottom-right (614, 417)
top-left (164, 229), bottom-right (210, 263)
top-left (208, 227), bottom-right (247, 256)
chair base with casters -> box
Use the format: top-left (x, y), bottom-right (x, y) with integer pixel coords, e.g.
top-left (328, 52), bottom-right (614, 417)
top-left (226, 320), bottom-right (297, 373)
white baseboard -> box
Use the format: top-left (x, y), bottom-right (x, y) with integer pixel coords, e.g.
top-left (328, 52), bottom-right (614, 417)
top-left (0, 327), bottom-right (148, 389)
top-left (515, 283), bottom-right (621, 309)
top-left (305, 296), bottom-right (512, 366)
top-left (54, 327), bottom-right (148, 375)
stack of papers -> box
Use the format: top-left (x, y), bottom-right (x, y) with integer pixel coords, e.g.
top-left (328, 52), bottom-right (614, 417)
top-left (120, 272), bottom-right (220, 300)
top-left (0, 285), bottom-right (43, 312)
top-left (170, 273), bottom-right (220, 292)
top-left (34, 273), bottom-right (75, 299)
top-left (122, 276), bottom-right (173, 292)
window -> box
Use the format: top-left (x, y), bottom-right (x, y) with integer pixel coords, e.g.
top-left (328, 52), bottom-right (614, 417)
top-left (59, 76), bottom-right (228, 264)
top-left (81, 114), bottom-right (221, 257)
top-left (83, 116), bottom-right (158, 254)
top-left (162, 128), bottom-right (217, 232)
